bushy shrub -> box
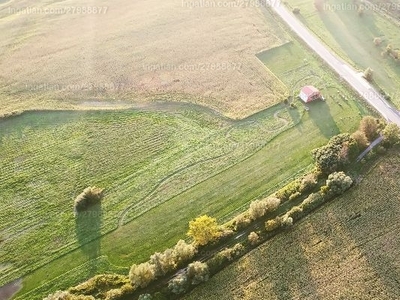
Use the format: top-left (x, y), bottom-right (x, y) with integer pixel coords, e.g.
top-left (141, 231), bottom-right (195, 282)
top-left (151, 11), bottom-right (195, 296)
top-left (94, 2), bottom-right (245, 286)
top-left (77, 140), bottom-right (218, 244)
top-left (351, 130), bottom-right (369, 149)
top-left (187, 261), bottom-right (210, 285)
top-left (299, 173), bottom-right (317, 193)
top-left (288, 191), bottom-right (301, 201)
top-left (138, 294), bottom-right (153, 300)
top-left (300, 192), bottom-right (325, 212)
top-left (74, 186), bottom-right (104, 212)
top-left (359, 116), bottom-right (379, 142)
top-left (173, 240), bottom-right (197, 266)
top-left (218, 243), bottom-right (244, 261)
top-left (105, 285), bottom-right (135, 300)
top-left (265, 218), bottom-right (281, 232)
top-left (233, 213), bottom-right (251, 230)
top-left (281, 215), bottom-right (293, 227)
top-left (285, 205), bottom-right (303, 220)
top-left (168, 274), bottom-right (188, 295)
top-left (326, 172), bottom-right (353, 196)
top-left (44, 291), bottom-right (94, 300)
top-left (69, 274), bottom-right (130, 298)
top-left (249, 197), bottom-right (281, 220)
top-left (275, 180), bottom-right (301, 202)
top-left (382, 123), bottom-right (400, 146)
top-left (249, 200), bottom-right (267, 220)
top-left (150, 249), bottom-right (176, 277)
top-left (129, 262), bottom-right (156, 289)
top-left (248, 232), bottom-right (260, 245)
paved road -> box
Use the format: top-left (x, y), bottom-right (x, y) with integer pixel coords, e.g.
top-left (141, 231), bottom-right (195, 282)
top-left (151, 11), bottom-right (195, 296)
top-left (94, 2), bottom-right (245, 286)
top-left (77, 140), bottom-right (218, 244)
top-left (271, 3), bottom-right (400, 127)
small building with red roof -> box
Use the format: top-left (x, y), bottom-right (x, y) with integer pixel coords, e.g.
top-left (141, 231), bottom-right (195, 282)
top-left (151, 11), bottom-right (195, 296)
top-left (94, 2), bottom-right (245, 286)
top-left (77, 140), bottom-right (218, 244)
top-left (299, 85), bottom-right (321, 103)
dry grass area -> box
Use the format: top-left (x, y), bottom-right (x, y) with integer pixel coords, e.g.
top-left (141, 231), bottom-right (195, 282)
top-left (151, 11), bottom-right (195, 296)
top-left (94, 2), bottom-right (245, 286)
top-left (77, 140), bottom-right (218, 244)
top-left (184, 150), bottom-right (400, 300)
top-left (0, 0), bottom-right (288, 118)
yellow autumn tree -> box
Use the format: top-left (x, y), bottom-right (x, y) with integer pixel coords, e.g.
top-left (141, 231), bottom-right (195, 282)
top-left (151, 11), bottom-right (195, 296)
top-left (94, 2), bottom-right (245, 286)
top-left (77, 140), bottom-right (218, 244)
top-left (187, 215), bottom-right (221, 246)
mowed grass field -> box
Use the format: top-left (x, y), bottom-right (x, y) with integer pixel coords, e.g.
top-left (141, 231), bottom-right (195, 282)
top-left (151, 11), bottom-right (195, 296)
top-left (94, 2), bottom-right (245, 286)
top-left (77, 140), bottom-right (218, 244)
top-left (3, 90), bottom-right (370, 299)
top-left (183, 150), bottom-right (400, 300)
top-left (286, 0), bottom-right (400, 107)
top-left (0, 0), bottom-right (288, 119)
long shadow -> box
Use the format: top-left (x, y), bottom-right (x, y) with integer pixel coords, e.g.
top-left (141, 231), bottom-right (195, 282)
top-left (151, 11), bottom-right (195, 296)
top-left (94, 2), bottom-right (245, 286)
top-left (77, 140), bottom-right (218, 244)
top-left (338, 156), bottom-right (400, 296)
top-left (267, 228), bottom-right (321, 300)
top-left (306, 100), bottom-right (340, 138)
top-left (75, 203), bottom-right (103, 276)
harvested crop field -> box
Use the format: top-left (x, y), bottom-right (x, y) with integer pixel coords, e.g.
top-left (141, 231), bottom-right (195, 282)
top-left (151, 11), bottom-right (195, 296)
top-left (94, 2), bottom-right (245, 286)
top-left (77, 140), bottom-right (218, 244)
top-left (184, 150), bottom-right (400, 300)
top-left (0, 0), bottom-right (288, 118)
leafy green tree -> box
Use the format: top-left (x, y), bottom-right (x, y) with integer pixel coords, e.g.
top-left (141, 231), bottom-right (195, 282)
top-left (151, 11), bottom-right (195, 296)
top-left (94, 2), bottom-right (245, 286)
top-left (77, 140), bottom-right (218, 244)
top-left (363, 67), bottom-right (373, 81)
top-left (382, 123), bottom-right (400, 146)
top-left (326, 171), bottom-right (353, 195)
top-left (359, 116), bottom-right (379, 142)
top-left (351, 130), bottom-right (369, 149)
top-left (312, 133), bottom-right (357, 174)
top-left (187, 215), bottom-right (221, 246)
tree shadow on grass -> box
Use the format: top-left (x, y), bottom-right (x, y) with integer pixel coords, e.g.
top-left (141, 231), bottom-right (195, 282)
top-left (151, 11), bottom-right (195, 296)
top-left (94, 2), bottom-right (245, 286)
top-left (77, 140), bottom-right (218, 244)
top-left (75, 203), bottom-right (103, 276)
top-left (307, 100), bottom-right (340, 138)
top-left (268, 228), bottom-right (321, 300)
top-left (287, 105), bottom-right (305, 133)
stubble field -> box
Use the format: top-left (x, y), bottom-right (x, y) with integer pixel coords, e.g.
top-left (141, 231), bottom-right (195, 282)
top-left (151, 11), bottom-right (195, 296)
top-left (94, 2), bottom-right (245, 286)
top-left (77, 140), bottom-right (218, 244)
top-left (0, 0), bottom-right (288, 118)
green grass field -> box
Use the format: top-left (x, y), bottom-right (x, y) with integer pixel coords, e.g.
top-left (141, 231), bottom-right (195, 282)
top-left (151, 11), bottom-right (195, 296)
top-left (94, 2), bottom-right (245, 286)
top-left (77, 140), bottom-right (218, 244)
top-left (183, 150), bottom-right (400, 300)
top-left (2, 91), bottom-right (370, 299)
top-left (287, 0), bottom-right (400, 106)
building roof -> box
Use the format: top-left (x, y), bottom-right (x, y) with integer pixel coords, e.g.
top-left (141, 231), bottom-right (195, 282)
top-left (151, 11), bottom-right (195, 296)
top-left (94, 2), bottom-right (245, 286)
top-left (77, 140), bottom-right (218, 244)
top-left (300, 85), bottom-right (320, 96)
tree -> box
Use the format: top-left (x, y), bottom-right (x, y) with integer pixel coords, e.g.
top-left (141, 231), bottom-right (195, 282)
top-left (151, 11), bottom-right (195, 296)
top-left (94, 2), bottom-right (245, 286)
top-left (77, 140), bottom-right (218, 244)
top-left (293, 7), bottom-right (300, 14)
top-left (300, 173), bottom-right (317, 193)
top-left (359, 116), bottom-right (379, 142)
top-left (173, 240), bottom-right (197, 265)
top-left (187, 261), bottom-right (209, 285)
top-left (382, 123), bottom-right (400, 146)
top-left (326, 171), bottom-right (353, 195)
top-left (351, 130), bottom-right (369, 149)
top-left (187, 215), bottom-right (221, 246)
top-left (150, 249), bottom-right (176, 277)
top-left (248, 232), bottom-right (260, 245)
top-left (312, 133), bottom-right (357, 174)
top-left (74, 186), bottom-right (104, 212)
top-left (373, 37), bottom-right (382, 46)
top-left (249, 197), bottom-right (280, 220)
top-left (129, 262), bottom-right (156, 289)
top-left (168, 274), bottom-right (188, 295)
top-left (363, 67), bottom-right (373, 81)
